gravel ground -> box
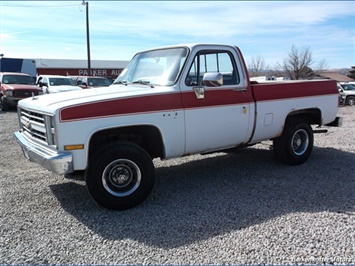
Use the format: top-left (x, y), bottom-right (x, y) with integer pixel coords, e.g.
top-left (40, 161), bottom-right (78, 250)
top-left (0, 106), bottom-right (354, 265)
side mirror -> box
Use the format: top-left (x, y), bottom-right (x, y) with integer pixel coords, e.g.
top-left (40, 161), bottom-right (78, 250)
top-left (192, 72), bottom-right (224, 100)
top-left (41, 82), bottom-right (48, 87)
top-left (202, 72), bottom-right (223, 87)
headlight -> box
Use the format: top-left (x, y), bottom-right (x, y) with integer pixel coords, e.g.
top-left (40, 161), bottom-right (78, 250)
top-left (5, 91), bottom-right (13, 96)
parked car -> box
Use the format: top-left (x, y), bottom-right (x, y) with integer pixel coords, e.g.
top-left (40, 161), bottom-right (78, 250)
top-left (338, 82), bottom-right (355, 106)
top-left (36, 75), bottom-right (82, 93)
top-left (0, 72), bottom-right (43, 111)
top-left (76, 76), bottom-right (112, 89)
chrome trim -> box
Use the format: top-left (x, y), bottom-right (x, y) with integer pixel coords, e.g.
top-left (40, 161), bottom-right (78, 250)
top-left (18, 108), bottom-right (56, 147)
top-left (14, 131), bottom-right (73, 175)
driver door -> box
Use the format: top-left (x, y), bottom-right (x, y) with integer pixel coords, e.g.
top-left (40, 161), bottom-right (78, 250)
top-left (180, 47), bottom-right (254, 154)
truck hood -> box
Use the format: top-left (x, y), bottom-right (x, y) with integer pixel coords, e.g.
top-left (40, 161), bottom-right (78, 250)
top-left (18, 84), bottom-right (174, 114)
top-left (2, 83), bottom-right (40, 91)
top-left (342, 90), bottom-right (355, 96)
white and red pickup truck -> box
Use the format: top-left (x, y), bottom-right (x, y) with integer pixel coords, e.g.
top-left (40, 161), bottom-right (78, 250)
top-left (14, 44), bottom-right (341, 210)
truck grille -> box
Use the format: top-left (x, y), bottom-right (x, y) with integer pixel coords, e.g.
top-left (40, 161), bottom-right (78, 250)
top-left (14, 91), bottom-right (40, 98)
top-left (19, 108), bottom-right (56, 146)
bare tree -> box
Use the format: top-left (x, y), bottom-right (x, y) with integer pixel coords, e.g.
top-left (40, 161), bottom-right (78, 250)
top-left (277, 45), bottom-right (315, 80)
top-left (313, 58), bottom-right (328, 76)
top-left (248, 55), bottom-right (268, 77)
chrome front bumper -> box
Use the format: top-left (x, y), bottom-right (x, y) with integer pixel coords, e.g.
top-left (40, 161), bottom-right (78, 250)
top-left (14, 131), bottom-right (73, 175)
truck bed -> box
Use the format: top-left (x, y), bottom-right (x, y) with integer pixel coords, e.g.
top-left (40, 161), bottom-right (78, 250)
top-left (249, 79), bottom-right (339, 143)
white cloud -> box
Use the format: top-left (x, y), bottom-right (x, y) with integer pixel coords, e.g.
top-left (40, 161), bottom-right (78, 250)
top-left (0, 1), bottom-right (353, 68)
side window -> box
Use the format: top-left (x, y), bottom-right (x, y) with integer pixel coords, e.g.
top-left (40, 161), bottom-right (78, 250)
top-left (185, 50), bottom-right (239, 86)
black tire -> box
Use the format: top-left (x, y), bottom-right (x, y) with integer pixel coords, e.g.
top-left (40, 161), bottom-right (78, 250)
top-left (346, 96), bottom-right (355, 106)
top-left (0, 96), bottom-right (9, 111)
top-left (273, 118), bottom-right (313, 165)
top-left (85, 141), bottom-right (155, 210)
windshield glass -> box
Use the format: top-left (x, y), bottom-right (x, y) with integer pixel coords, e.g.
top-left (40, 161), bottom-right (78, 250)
top-left (114, 47), bottom-right (188, 86)
top-left (48, 77), bottom-right (76, 86)
top-left (341, 84), bottom-right (355, 91)
top-left (88, 78), bottom-right (111, 86)
top-left (2, 75), bottom-right (35, 85)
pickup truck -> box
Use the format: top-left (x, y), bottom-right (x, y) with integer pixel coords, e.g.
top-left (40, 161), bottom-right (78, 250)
top-left (0, 72), bottom-right (43, 111)
top-left (36, 75), bottom-right (82, 94)
top-left (338, 82), bottom-right (355, 106)
top-left (14, 44), bottom-right (341, 210)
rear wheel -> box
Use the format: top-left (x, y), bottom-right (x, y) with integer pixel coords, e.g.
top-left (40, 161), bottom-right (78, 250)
top-left (85, 141), bottom-right (155, 210)
top-left (273, 118), bottom-right (313, 165)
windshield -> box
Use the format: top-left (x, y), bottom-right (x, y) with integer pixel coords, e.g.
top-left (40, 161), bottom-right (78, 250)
top-left (341, 84), bottom-right (355, 91)
top-left (114, 47), bottom-right (188, 86)
top-left (48, 77), bottom-right (76, 86)
top-left (2, 75), bottom-right (35, 85)
top-left (88, 78), bottom-right (111, 87)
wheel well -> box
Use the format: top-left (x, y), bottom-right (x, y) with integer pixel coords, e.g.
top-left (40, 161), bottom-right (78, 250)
top-left (287, 108), bottom-right (322, 126)
top-left (88, 125), bottom-right (165, 160)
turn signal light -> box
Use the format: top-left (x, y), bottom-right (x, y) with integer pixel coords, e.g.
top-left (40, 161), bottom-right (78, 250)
top-left (64, 144), bottom-right (84, 150)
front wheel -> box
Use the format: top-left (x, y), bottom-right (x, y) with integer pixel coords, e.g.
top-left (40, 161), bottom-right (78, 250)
top-left (273, 118), bottom-right (314, 165)
top-left (85, 141), bottom-right (155, 210)
top-left (0, 96), bottom-right (9, 111)
top-left (346, 96), bottom-right (355, 106)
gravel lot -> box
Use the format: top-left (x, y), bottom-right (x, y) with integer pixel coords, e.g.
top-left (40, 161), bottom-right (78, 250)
top-left (1, 106), bottom-right (354, 265)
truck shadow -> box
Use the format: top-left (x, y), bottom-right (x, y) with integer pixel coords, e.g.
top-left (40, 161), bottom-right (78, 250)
top-left (50, 146), bottom-right (355, 249)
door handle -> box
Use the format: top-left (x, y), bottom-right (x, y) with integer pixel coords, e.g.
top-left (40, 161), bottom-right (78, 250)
top-left (193, 86), bottom-right (205, 99)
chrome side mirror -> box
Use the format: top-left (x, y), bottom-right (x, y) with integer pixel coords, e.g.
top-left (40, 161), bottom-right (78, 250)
top-left (202, 72), bottom-right (223, 87)
top-left (192, 72), bottom-right (223, 100)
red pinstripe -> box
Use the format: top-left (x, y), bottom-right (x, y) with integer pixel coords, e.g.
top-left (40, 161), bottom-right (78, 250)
top-left (59, 79), bottom-right (337, 122)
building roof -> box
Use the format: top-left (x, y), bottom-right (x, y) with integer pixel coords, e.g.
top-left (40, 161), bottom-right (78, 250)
top-left (35, 58), bottom-right (129, 69)
top-left (318, 71), bottom-right (354, 82)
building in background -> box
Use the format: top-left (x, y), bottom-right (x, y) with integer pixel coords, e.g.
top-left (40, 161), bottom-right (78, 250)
top-left (35, 58), bottom-right (129, 80)
top-left (317, 71), bottom-right (354, 82)
top-left (0, 57), bottom-right (37, 81)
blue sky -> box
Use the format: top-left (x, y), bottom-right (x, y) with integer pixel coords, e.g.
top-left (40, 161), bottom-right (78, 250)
top-left (0, 1), bottom-right (354, 69)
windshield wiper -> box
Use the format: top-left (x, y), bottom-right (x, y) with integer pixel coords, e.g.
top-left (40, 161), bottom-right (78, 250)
top-left (113, 80), bottom-right (128, 86)
top-left (132, 80), bottom-right (154, 88)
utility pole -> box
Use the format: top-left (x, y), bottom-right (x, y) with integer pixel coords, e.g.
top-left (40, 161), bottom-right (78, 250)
top-left (83, 1), bottom-right (91, 75)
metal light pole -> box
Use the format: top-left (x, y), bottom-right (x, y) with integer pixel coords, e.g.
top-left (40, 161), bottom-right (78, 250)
top-left (82, 1), bottom-right (91, 75)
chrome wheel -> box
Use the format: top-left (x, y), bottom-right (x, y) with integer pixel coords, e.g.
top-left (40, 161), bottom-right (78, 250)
top-left (273, 118), bottom-right (313, 165)
top-left (292, 129), bottom-right (309, 156)
top-left (347, 96), bottom-right (355, 106)
top-left (102, 159), bottom-right (141, 197)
